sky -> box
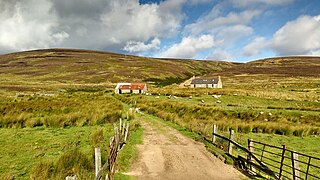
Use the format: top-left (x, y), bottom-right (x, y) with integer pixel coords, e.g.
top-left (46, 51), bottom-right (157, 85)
top-left (0, 0), bottom-right (320, 62)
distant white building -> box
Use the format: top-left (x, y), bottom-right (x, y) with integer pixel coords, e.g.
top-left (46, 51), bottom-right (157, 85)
top-left (190, 76), bottom-right (222, 88)
top-left (115, 83), bottom-right (148, 94)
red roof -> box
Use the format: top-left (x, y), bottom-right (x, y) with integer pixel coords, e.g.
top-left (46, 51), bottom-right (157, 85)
top-left (119, 83), bottom-right (146, 90)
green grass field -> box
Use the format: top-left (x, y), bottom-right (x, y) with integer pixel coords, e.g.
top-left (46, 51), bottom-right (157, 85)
top-left (0, 91), bottom-right (142, 179)
top-left (0, 125), bottom-right (110, 179)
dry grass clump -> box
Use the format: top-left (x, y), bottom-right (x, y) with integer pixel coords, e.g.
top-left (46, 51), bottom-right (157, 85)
top-left (30, 149), bottom-right (94, 179)
top-left (0, 92), bottom-right (124, 128)
top-left (30, 161), bottom-right (54, 180)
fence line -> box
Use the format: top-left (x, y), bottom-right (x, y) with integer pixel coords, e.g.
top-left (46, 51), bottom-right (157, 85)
top-left (94, 119), bottom-right (130, 180)
top-left (212, 125), bottom-right (320, 180)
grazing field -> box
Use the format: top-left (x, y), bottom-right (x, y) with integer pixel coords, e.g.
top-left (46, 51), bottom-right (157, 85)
top-left (0, 91), bottom-right (142, 179)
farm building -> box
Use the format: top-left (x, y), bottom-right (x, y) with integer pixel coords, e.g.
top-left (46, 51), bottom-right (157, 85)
top-left (115, 83), bottom-right (147, 94)
top-left (190, 76), bottom-right (222, 88)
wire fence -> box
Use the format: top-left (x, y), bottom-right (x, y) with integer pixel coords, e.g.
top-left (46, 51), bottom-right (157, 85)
top-left (94, 119), bottom-right (130, 180)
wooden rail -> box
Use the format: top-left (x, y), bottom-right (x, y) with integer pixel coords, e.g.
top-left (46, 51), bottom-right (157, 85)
top-left (212, 125), bottom-right (320, 180)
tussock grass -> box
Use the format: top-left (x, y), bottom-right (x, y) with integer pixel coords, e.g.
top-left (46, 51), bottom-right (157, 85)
top-left (0, 92), bottom-right (123, 128)
top-left (30, 148), bottom-right (94, 179)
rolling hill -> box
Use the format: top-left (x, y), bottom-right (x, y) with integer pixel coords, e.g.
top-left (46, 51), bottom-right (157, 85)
top-left (0, 49), bottom-right (234, 91)
top-left (1, 49), bottom-right (319, 91)
top-left (217, 56), bottom-right (320, 77)
top-left (207, 56), bottom-right (320, 91)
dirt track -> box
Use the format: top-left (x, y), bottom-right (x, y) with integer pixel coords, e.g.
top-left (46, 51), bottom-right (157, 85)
top-left (125, 115), bottom-right (244, 180)
top-left (178, 76), bottom-right (194, 88)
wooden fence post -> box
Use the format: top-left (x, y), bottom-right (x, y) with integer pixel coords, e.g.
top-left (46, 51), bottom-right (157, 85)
top-left (95, 120), bottom-right (130, 180)
top-left (122, 120), bottom-right (126, 136)
top-left (247, 139), bottom-right (254, 172)
top-left (95, 148), bottom-right (102, 177)
top-left (279, 145), bottom-right (286, 179)
top-left (228, 129), bottom-right (234, 155)
top-left (124, 123), bottom-right (129, 143)
top-left (291, 152), bottom-right (300, 180)
top-left (212, 125), bottom-right (217, 143)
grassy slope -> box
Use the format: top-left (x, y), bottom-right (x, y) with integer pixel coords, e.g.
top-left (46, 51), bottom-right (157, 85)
top-left (0, 49), bottom-right (234, 91)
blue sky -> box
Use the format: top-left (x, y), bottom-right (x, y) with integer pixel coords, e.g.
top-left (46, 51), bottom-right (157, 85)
top-left (0, 0), bottom-right (320, 62)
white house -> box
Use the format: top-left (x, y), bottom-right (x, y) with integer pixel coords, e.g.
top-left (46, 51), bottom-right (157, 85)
top-left (115, 83), bottom-right (148, 94)
top-left (190, 76), bottom-right (222, 88)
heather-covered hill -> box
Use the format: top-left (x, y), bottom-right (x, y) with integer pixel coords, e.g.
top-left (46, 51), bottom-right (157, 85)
top-left (0, 49), bottom-right (234, 90)
top-left (221, 56), bottom-right (320, 77)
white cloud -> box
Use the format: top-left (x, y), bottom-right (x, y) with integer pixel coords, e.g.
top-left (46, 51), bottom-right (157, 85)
top-left (270, 15), bottom-right (320, 56)
top-left (243, 15), bottom-right (320, 57)
top-left (99, 0), bottom-right (183, 46)
top-left (0, 0), bottom-right (68, 52)
top-left (0, 0), bottom-right (185, 53)
top-left (123, 38), bottom-right (160, 53)
top-left (243, 37), bottom-right (267, 56)
top-left (182, 9), bottom-right (260, 52)
top-left (216, 25), bottom-right (253, 45)
top-left (161, 35), bottom-right (215, 59)
top-left (206, 49), bottom-right (233, 61)
top-left (184, 10), bottom-right (261, 35)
